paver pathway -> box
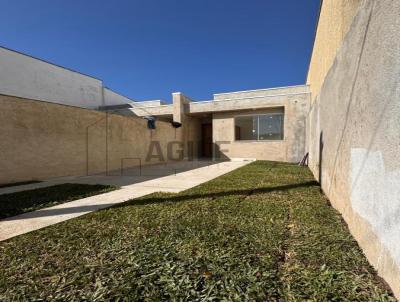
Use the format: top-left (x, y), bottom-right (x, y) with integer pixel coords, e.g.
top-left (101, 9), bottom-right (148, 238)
top-left (0, 160), bottom-right (250, 241)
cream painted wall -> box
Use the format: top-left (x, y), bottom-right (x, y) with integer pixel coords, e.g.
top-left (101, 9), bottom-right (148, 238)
top-left (307, 0), bottom-right (362, 102)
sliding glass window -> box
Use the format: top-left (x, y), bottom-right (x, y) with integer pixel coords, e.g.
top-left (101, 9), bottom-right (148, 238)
top-left (235, 113), bottom-right (284, 141)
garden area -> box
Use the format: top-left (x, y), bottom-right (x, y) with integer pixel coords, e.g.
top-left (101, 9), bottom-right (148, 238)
top-left (0, 161), bottom-right (394, 301)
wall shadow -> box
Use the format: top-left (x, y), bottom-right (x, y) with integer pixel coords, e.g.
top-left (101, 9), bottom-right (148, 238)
top-left (112, 180), bottom-right (319, 209)
top-left (86, 160), bottom-right (231, 187)
top-left (2, 181), bottom-right (318, 221)
top-left (319, 131), bottom-right (324, 190)
top-left (213, 142), bottom-right (231, 161)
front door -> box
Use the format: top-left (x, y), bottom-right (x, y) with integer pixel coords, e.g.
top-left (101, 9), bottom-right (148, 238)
top-left (201, 123), bottom-right (213, 158)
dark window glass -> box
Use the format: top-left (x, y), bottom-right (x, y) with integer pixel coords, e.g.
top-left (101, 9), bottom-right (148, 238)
top-left (259, 114), bottom-right (284, 140)
top-left (235, 113), bottom-right (284, 141)
top-left (234, 116), bottom-right (258, 140)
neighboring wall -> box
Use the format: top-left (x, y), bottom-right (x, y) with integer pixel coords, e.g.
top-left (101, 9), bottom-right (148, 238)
top-left (306, 0), bottom-right (361, 101)
top-left (0, 47), bottom-right (134, 109)
top-left (0, 95), bottom-right (180, 184)
top-left (307, 0), bottom-right (400, 297)
top-left (0, 47), bottom-right (104, 108)
top-left (213, 92), bottom-right (310, 163)
top-left (103, 88), bottom-right (135, 107)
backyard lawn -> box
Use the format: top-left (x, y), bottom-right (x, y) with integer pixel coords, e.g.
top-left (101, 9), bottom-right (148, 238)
top-left (0, 161), bottom-right (394, 301)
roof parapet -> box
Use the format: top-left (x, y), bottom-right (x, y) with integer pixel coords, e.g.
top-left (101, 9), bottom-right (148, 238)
top-left (213, 85), bottom-right (310, 101)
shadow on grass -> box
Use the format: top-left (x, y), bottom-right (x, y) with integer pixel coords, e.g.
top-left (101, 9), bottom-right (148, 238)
top-left (0, 183), bottom-right (116, 220)
top-left (117, 180), bottom-right (319, 208)
top-left (2, 181), bottom-right (318, 221)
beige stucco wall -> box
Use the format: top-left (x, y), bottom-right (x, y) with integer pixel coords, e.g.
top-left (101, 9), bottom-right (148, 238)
top-left (172, 92), bottom-right (202, 159)
top-left (307, 0), bottom-right (400, 297)
top-left (185, 116), bottom-right (202, 158)
top-left (213, 109), bottom-right (286, 161)
top-left (0, 94), bottom-right (181, 184)
top-left (307, 0), bottom-right (362, 102)
top-left (213, 92), bottom-right (310, 163)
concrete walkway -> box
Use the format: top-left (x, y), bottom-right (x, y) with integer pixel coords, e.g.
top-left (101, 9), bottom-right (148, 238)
top-left (0, 160), bottom-right (251, 241)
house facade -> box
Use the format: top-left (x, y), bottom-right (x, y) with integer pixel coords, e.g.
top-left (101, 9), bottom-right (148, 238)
top-left (105, 85), bottom-right (310, 163)
top-left (0, 45), bottom-right (312, 172)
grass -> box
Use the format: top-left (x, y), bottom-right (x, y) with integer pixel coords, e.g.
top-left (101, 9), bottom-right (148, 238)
top-left (0, 183), bottom-right (117, 219)
top-left (0, 161), bottom-right (395, 301)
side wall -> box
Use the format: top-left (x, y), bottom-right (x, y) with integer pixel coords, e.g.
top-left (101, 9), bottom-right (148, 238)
top-left (0, 47), bottom-right (104, 109)
top-left (0, 95), bottom-right (180, 184)
top-left (307, 0), bottom-right (400, 297)
top-left (103, 88), bottom-right (135, 107)
top-left (0, 47), bottom-right (135, 109)
top-left (306, 0), bottom-right (361, 101)
top-left (213, 93), bottom-right (309, 163)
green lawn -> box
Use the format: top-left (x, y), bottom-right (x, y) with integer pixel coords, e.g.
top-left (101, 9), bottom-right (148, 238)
top-left (0, 162), bottom-right (394, 301)
top-left (0, 183), bottom-right (116, 219)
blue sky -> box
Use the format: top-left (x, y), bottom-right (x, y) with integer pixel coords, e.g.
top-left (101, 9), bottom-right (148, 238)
top-left (0, 0), bottom-right (320, 102)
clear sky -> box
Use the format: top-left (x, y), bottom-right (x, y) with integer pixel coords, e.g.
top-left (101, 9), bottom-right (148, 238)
top-left (0, 0), bottom-right (320, 102)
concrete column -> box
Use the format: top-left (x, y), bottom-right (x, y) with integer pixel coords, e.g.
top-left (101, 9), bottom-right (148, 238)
top-left (172, 92), bottom-right (201, 160)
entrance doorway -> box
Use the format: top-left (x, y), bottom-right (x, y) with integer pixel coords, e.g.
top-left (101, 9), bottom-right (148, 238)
top-left (201, 123), bottom-right (213, 158)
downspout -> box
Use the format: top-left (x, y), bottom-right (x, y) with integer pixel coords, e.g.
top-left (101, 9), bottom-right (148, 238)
top-left (101, 84), bottom-right (109, 176)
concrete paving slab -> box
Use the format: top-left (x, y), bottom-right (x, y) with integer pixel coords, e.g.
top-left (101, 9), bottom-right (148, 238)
top-left (0, 160), bottom-right (251, 241)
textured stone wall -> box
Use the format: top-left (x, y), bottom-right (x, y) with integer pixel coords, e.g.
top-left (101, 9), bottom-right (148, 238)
top-left (307, 0), bottom-right (400, 297)
top-left (0, 95), bottom-right (180, 184)
top-left (213, 92), bottom-right (310, 163)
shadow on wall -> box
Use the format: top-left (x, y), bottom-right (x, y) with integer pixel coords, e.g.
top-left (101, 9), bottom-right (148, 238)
top-left (213, 142), bottom-right (231, 161)
top-left (319, 131), bottom-right (324, 190)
